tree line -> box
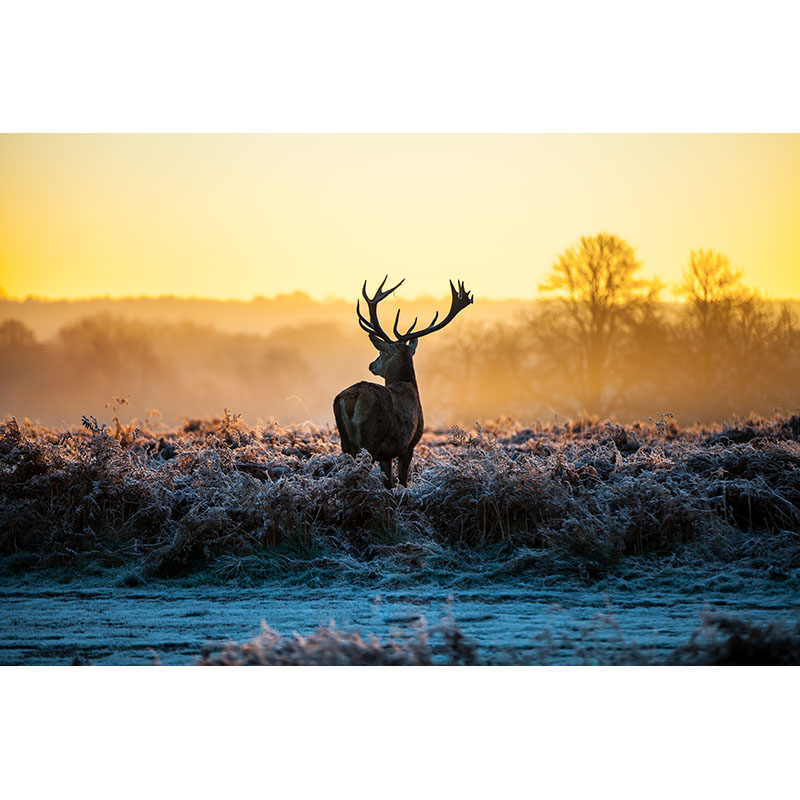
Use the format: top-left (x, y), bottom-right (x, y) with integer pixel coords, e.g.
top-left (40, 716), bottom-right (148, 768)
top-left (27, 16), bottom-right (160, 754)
top-left (1, 232), bottom-right (798, 427)
top-left (421, 233), bottom-right (798, 425)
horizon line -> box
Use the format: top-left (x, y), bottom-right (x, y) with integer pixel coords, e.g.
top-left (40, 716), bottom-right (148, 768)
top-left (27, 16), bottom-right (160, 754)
top-left (0, 290), bottom-right (537, 304)
top-left (3, 291), bottom-right (800, 306)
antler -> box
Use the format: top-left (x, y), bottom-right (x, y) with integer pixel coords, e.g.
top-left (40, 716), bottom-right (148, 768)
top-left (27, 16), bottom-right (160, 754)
top-left (356, 277), bottom-right (473, 343)
top-left (356, 275), bottom-right (405, 342)
top-left (394, 279), bottom-right (473, 342)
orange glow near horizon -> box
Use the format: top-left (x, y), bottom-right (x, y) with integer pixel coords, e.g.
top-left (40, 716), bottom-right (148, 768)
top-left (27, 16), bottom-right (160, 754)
top-left (1, 134), bottom-right (799, 302)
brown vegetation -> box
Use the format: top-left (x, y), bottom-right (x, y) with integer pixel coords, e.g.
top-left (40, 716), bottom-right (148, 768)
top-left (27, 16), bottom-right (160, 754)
top-left (198, 618), bottom-right (479, 665)
top-left (2, 412), bottom-right (799, 581)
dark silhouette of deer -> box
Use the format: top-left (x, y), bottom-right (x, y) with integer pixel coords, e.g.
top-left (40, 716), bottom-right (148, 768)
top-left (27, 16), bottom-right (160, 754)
top-left (334, 277), bottom-right (473, 487)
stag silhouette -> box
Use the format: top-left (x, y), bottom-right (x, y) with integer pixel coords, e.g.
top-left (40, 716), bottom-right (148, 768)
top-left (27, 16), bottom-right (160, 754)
top-left (334, 277), bottom-right (473, 487)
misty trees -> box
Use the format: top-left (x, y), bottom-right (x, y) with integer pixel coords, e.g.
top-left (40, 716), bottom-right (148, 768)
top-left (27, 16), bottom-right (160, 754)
top-left (677, 249), bottom-right (743, 393)
top-left (676, 249), bottom-right (797, 417)
top-left (0, 319), bottom-right (36, 349)
top-left (2, 242), bottom-right (797, 428)
top-left (729, 294), bottom-right (795, 410)
top-left (532, 233), bottom-right (663, 416)
top-left (520, 238), bottom-right (798, 422)
top-left (420, 320), bottom-right (540, 423)
top-left (0, 320), bottom-right (50, 421)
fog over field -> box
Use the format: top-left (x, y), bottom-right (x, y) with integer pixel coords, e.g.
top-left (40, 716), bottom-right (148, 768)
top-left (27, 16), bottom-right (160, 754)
top-left (2, 290), bottom-right (799, 430)
top-left (0, 293), bottom-right (529, 427)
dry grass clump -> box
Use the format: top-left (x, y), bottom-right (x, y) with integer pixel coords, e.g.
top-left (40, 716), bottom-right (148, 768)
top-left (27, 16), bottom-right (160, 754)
top-left (548, 611), bottom-right (800, 665)
top-left (670, 614), bottom-right (800, 665)
top-left (0, 416), bottom-right (170, 566)
top-left (415, 426), bottom-right (576, 549)
top-left (2, 411), bottom-right (800, 577)
top-left (198, 618), bottom-right (478, 665)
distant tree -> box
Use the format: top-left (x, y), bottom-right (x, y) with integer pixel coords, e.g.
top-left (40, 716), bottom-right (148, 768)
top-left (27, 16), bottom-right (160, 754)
top-left (677, 249), bottom-right (743, 384)
top-left (0, 319), bottom-right (36, 349)
top-left (679, 249), bottom-right (742, 310)
top-left (729, 293), bottom-right (795, 401)
top-left (533, 233), bottom-right (663, 416)
top-left (0, 320), bottom-right (47, 419)
top-left (675, 249), bottom-right (797, 416)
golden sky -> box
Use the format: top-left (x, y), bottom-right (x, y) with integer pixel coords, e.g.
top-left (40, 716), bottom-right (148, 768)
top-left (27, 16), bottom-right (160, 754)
top-left (1, 134), bottom-right (798, 301)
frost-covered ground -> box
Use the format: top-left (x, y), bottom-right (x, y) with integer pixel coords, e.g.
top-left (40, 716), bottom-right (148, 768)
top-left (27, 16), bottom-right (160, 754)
top-left (1, 413), bottom-right (799, 664)
top-left (1, 570), bottom-right (798, 665)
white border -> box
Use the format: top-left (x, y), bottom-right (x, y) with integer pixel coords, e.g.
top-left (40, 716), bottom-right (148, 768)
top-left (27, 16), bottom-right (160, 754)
top-left (4, 667), bottom-right (798, 798)
top-left (2, 2), bottom-right (799, 132)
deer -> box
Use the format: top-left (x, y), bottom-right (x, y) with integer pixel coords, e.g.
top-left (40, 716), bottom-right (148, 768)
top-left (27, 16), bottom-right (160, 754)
top-left (333, 277), bottom-right (473, 488)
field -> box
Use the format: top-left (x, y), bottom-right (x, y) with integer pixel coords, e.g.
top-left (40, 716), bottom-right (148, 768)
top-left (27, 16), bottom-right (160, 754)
top-left (2, 412), bottom-right (799, 664)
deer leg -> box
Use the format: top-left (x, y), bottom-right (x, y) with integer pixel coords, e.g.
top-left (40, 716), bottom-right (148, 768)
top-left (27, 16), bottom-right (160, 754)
top-left (397, 450), bottom-right (414, 487)
top-left (339, 434), bottom-right (358, 457)
top-left (379, 459), bottom-right (394, 488)
top-left (333, 397), bottom-right (358, 456)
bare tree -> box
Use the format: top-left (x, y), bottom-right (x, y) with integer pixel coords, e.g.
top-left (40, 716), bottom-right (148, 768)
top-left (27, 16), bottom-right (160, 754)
top-left (677, 249), bottom-right (743, 389)
top-left (533, 233), bottom-right (662, 417)
top-left (675, 248), bottom-right (798, 417)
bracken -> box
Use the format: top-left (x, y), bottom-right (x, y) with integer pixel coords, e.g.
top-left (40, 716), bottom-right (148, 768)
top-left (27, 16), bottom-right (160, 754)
top-left (1, 412), bottom-right (799, 577)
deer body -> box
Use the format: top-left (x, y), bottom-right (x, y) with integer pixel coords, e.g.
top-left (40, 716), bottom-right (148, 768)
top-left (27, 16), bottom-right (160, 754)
top-left (334, 278), bottom-right (472, 488)
top-left (334, 339), bottom-right (423, 487)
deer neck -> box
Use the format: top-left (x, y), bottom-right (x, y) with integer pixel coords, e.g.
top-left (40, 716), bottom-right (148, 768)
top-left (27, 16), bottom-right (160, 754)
top-left (384, 356), bottom-right (418, 389)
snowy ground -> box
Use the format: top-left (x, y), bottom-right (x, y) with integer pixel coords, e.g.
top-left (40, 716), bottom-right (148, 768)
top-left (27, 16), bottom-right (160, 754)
top-left (2, 569), bottom-right (797, 665)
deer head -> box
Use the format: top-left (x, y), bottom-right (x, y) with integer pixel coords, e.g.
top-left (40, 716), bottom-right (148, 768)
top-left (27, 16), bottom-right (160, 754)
top-left (356, 276), bottom-right (474, 384)
top-left (367, 335), bottom-right (418, 381)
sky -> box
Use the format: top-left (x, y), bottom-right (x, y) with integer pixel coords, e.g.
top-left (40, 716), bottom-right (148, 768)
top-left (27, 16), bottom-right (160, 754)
top-left (1, 133), bottom-right (798, 302)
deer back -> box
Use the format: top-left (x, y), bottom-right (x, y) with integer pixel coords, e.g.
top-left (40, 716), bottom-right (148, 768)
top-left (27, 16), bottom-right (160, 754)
top-left (334, 380), bottom-right (422, 461)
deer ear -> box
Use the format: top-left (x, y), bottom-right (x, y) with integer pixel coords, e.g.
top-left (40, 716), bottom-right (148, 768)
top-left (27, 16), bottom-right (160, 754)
top-left (407, 338), bottom-right (418, 355)
top-left (369, 333), bottom-right (392, 352)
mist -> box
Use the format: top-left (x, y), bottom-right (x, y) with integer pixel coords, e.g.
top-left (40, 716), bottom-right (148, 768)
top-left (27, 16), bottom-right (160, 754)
top-left (2, 289), bottom-right (798, 431)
